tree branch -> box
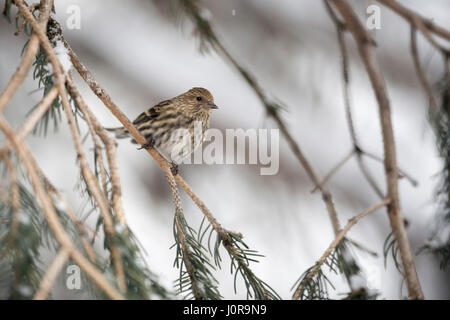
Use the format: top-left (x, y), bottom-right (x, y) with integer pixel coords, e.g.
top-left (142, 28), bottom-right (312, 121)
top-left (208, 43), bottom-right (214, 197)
top-left (14, 0), bottom-right (128, 296)
top-left (33, 248), bottom-right (70, 300)
top-left (0, 0), bottom-right (52, 113)
top-left (0, 114), bottom-right (124, 300)
top-left (330, 0), bottom-right (424, 299)
top-left (292, 198), bottom-right (390, 300)
top-left (376, 0), bottom-right (450, 42)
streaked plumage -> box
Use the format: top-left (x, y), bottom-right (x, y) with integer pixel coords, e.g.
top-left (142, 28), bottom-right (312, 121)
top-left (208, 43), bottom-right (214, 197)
top-left (107, 87), bottom-right (218, 164)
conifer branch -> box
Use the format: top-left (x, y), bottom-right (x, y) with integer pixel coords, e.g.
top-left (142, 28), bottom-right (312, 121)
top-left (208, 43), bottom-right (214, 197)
top-left (0, 82), bottom-right (97, 263)
top-left (13, 0), bottom-right (128, 296)
top-left (4, 0), bottom-right (277, 300)
top-left (37, 16), bottom-right (221, 299)
top-left (66, 41), bottom-right (216, 300)
top-left (292, 198), bottom-right (390, 300)
top-left (0, 0), bottom-right (52, 113)
top-left (0, 86), bottom-right (57, 158)
top-left (169, 0), bottom-right (343, 238)
top-left (49, 16), bottom-right (270, 299)
top-left (321, 0), bottom-right (418, 200)
top-left (176, 176), bottom-right (278, 299)
top-left (329, 0), bottom-right (424, 299)
top-left (33, 248), bottom-right (69, 300)
top-left (169, 172), bottom-right (220, 300)
top-left (62, 77), bottom-right (127, 292)
top-left (48, 186), bottom-right (97, 262)
top-left (65, 77), bottom-right (127, 227)
top-left (1, 153), bottom-right (20, 245)
top-left (323, 0), bottom-right (384, 198)
top-left (0, 113), bottom-right (124, 300)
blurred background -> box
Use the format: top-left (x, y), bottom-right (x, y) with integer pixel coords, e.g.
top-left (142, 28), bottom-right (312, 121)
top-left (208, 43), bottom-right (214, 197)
top-left (1, 0), bottom-right (450, 299)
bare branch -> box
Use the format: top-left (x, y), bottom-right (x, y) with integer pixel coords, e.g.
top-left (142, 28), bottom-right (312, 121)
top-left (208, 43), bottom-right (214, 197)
top-left (376, 0), bottom-right (450, 43)
top-left (311, 149), bottom-right (353, 193)
top-left (330, 0), bottom-right (424, 299)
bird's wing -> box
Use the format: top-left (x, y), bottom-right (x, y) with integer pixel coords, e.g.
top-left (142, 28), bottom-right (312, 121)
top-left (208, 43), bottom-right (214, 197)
top-left (133, 99), bottom-right (172, 125)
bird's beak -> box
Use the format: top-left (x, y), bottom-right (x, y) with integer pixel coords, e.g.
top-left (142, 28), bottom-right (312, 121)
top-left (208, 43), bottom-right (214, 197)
top-left (207, 102), bottom-right (219, 109)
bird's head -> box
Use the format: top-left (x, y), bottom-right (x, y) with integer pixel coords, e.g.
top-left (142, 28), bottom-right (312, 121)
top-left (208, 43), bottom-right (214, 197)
top-left (176, 87), bottom-right (219, 116)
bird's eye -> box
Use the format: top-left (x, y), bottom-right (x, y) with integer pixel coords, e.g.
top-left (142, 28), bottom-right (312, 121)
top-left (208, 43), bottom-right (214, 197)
top-left (196, 96), bottom-right (202, 101)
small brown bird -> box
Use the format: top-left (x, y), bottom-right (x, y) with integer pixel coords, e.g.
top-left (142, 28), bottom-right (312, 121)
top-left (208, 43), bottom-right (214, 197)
top-left (107, 87), bottom-right (218, 173)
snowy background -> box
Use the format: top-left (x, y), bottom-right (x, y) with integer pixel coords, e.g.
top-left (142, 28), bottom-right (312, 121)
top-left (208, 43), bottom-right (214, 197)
top-left (1, 0), bottom-right (450, 299)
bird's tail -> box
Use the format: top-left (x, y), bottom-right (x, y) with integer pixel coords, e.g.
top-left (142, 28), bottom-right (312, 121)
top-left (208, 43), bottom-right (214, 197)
top-left (105, 127), bottom-right (130, 139)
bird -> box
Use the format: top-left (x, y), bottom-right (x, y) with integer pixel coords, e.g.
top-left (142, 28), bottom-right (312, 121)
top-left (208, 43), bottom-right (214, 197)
top-left (107, 87), bottom-right (218, 174)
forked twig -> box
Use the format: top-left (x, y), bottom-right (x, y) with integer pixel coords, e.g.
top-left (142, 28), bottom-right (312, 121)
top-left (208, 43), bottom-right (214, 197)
top-left (292, 198), bottom-right (391, 299)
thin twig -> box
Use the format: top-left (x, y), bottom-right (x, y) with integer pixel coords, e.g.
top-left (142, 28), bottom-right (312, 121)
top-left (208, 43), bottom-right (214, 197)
top-left (167, 169), bottom-right (202, 299)
top-left (0, 114), bottom-right (124, 300)
top-left (445, 54), bottom-right (450, 116)
top-left (0, 84), bottom-right (97, 262)
top-left (376, 0), bottom-right (450, 42)
top-left (292, 198), bottom-right (391, 300)
top-left (14, 0), bottom-right (128, 296)
top-left (50, 189), bottom-right (97, 262)
top-left (2, 153), bottom-right (20, 245)
top-left (311, 149), bottom-right (353, 193)
top-left (0, 86), bottom-right (58, 157)
top-left (59, 24), bottom-right (271, 299)
top-left (273, 112), bottom-right (341, 234)
top-left (410, 26), bottom-right (440, 114)
top-left (0, 0), bottom-right (52, 113)
top-left (172, 0), bottom-right (344, 237)
top-left (65, 77), bottom-right (127, 226)
top-left (330, 0), bottom-right (424, 299)
top-left (175, 175), bottom-right (271, 299)
top-left (362, 150), bottom-right (418, 187)
top-left (62, 77), bottom-right (127, 295)
top-left (58, 31), bottom-right (206, 298)
top-left (324, 0), bottom-right (385, 198)
top-left (33, 248), bottom-right (70, 300)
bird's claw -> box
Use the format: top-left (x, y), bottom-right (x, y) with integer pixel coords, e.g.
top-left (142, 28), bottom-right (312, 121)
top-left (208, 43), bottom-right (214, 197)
top-left (138, 138), bottom-right (155, 150)
top-left (170, 163), bottom-right (179, 176)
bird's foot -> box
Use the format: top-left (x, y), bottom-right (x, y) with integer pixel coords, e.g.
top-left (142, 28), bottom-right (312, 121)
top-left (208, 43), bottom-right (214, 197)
top-left (170, 162), bottom-right (179, 176)
top-left (138, 138), bottom-right (155, 150)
